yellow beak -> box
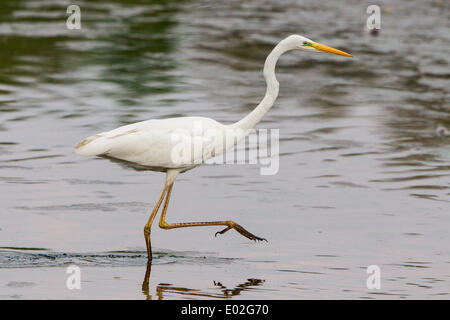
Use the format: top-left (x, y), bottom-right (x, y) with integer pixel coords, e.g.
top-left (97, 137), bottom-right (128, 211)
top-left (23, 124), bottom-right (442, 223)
top-left (311, 42), bottom-right (353, 58)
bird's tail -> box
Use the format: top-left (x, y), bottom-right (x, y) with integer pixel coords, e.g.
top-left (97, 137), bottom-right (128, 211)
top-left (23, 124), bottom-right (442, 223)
top-left (75, 134), bottom-right (110, 156)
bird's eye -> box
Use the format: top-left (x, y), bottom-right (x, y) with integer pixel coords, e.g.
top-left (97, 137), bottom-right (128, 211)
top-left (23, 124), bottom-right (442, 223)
top-left (303, 41), bottom-right (312, 47)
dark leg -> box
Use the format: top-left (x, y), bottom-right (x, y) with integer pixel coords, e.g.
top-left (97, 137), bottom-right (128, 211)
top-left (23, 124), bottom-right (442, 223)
top-left (144, 185), bottom-right (167, 261)
top-left (158, 183), bottom-right (266, 241)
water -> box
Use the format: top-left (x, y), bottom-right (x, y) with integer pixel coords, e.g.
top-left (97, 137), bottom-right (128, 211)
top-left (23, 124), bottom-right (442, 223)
top-left (0, 0), bottom-right (449, 299)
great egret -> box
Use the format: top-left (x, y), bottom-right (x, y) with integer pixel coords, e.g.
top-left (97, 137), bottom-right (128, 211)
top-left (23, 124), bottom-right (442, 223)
top-left (75, 35), bottom-right (352, 260)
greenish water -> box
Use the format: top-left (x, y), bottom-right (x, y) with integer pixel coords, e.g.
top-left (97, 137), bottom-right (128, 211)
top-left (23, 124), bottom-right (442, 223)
top-left (0, 0), bottom-right (449, 299)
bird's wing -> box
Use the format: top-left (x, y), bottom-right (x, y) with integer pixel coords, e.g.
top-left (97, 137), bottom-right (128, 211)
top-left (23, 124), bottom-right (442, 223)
top-left (75, 120), bottom-right (156, 157)
top-left (75, 118), bottom-right (222, 169)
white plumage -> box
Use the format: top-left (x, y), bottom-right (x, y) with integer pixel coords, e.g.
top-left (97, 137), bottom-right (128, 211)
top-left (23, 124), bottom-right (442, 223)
top-left (75, 35), bottom-right (352, 261)
top-left (76, 116), bottom-right (230, 172)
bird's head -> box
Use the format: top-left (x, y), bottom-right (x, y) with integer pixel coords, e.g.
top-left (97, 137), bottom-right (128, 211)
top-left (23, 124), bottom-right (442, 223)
top-left (287, 35), bottom-right (352, 58)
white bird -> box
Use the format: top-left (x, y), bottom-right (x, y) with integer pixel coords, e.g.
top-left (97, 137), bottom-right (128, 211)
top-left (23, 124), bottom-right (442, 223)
top-left (75, 35), bottom-right (352, 261)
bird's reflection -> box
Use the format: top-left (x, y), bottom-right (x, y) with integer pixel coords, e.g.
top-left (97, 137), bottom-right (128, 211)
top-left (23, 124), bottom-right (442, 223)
top-left (141, 261), bottom-right (153, 296)
top-left (142, 261), bottom-right (265, 300)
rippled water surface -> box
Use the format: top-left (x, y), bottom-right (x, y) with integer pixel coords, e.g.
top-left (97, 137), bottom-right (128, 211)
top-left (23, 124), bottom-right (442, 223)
top-left (0, 0), bottom-right (449, 299)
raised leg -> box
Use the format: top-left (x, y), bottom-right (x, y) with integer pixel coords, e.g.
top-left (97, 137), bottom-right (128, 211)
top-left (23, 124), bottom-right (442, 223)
top-left (158, 183), bottom-right (266, 242)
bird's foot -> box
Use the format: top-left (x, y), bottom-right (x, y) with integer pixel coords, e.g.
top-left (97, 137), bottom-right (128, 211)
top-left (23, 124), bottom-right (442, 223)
top-left (215, 222), bottom-right (267, 242)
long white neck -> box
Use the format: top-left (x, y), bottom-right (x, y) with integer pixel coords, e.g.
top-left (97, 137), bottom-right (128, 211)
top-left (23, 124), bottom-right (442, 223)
top-left (229, 36), bottom-right (297, 132)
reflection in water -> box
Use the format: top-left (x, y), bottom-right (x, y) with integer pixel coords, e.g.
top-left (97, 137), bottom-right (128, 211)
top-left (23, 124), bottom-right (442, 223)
top-left (142, 261), bottom-right (264, 300)
top-left (142, 261), bottom-right (152, 297)
top-left (95, 0), bottom-right (186, 102)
